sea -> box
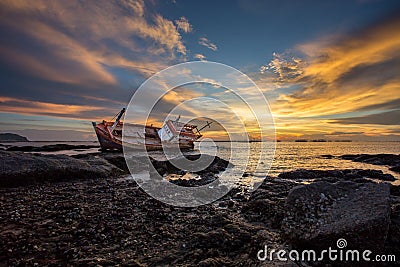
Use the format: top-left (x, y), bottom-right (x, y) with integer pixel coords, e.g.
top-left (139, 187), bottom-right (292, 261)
top-left (1, 141), bottom-right (399, 186)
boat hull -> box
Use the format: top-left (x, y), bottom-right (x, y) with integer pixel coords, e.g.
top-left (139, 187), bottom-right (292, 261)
top-left (92, 122), bottom-right (195, 151)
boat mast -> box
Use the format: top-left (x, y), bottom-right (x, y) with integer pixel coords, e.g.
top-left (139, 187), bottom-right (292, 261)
top-left (110, 108), bottom-right (126, 132)
top-left (195, 121), bottom-right (213, 136)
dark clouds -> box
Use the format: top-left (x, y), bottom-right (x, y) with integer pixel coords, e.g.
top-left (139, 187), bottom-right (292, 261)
top-left (332, 110), bottom-right (400, 125)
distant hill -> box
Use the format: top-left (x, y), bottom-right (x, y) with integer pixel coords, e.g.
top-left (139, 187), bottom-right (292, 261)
top-left (0, 133), bottom-right (29, 142)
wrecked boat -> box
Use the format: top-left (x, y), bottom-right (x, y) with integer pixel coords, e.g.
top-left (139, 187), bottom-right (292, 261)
top-left (92, 108), bottom-right (211, 151)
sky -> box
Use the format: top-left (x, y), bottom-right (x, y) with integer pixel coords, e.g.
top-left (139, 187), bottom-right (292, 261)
top-left (0, 0), bottom-right (399, 141)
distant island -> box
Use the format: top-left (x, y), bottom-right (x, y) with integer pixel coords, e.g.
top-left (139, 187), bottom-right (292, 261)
top-left (294, 139), bottom-right (352, 142)
top-left (0, 133), bottom-right (29, 142)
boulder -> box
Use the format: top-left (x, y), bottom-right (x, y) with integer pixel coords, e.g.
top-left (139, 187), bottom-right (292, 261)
top-left (282, 181), bottom-right (391, 252)
top-left (0, 151), bottom-right (123, 187)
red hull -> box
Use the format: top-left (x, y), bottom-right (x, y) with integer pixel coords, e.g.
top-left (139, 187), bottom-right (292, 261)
top-left (92, 121), bottom-right (195, 151)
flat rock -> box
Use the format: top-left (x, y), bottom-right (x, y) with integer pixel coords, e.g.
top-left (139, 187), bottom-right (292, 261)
top-left (282, 181), bottom-right (391, 252)
top-left (340, 154), bottom-right (400, 173)
top-left (278, 168), bottom-right (395, 181)
top-left (6, 143), bottom-right (99, 152)
top-left (0, 151), bottom-right (123, 187)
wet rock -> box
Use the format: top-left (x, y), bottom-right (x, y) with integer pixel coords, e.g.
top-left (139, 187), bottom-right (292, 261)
top-left (278, 168), bottom-right (395, 182)
top-left (391, 184), bottom-right (400, 197)
top-left (282, 181), bottom-right (391, 252)
top-left (241, 178), bottom-right (298, 228)
top-left (355, 169), bottom-right (395, 181)
top-left (340, 154), bottom-right (400, 173)
top-left (390, 165), bottom-right (400, 173)
top-left (198, 257), bottom-right (233, 267)
top-left (6, 143), bottom-right (99, 152)
top-left (278, 169), bottom-right (344, 180)
top-left (170, 174), bottom-right (217, 187)
top-left (100, 153), bottom-right (129, 173)
top-left (0, 151), bottom-right (123, 187)
top-left (386, 203), bottom-right (400, 263)
top-left (242, 198), bottom-right (285, 228)
top-left (152, 154), bottom-right (232, 186)
top-left (320, 154), bottom-right (334, 159)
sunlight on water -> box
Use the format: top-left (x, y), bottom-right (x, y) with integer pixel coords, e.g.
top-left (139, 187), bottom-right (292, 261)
top-left (192, 141), bottom-right (400, 187)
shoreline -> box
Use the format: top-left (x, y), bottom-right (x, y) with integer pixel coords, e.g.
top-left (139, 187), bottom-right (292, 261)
top-left (1, 150), bottom-right (399, 266)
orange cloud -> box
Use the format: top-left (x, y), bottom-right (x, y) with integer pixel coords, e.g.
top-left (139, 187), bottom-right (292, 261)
top-left (0, 0), bottom-right (188, 86)
top-left (0, 96), bottom-right (102, 119)
top-left (258, 17), bottom-right (400, 140)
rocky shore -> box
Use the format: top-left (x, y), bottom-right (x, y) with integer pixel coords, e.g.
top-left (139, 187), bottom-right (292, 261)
top-left (5, 143), bottom-right (100, 152)
top-left (321, 153), bottom-right (400, 174)
top-left (1, 151), bottom-right (399, 266)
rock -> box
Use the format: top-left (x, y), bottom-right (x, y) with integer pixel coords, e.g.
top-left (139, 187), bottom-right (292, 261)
top-left (6, 143), bottom-right (99, 152)
top-left (0, 133), bottom-right (29, 142)
top-left (390, 165), bottom-right (400, 173)
top-left (99, 153), bottom-right (129, 173)
top-left (391, 184), bottom-right (400, 196)
top-left (355, 169), bottom-right (395, 181)
top-left (154, 154), bottom-right (232, 187)
top-left (385, 203), bottom-right (400, 265)
top-left (278, 169), bottom-right (344, 180)
top-left (242, 198), bottom-right (285, 228)
top-left (170, 174), bottom-right (217, 187)
top-left (198, 257), bottom-right (233, 267)
top-left (388, 204), bottom-right (400, 245)
top-left (340, 154), bottom-right (400, 173)
top-left (282, 181), bottom-right (391, 252)
top-left (320, 154), bottom-right (335, 159)
top-left (0, 151), bottom-right (123, 187)
top-left (278, 168), bottom-right (395, 182)
top-left (241, 178), bottom-right (298, 228)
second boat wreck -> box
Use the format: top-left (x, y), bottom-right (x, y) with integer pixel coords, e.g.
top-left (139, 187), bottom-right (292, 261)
top-left (92, 108), bottom-right (212, 151)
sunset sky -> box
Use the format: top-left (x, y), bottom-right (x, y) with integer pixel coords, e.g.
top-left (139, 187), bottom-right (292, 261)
top-left (0, 0), bottom-right (399, 141)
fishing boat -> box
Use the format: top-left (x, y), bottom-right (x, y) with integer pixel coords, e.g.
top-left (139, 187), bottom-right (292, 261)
top-left (92, 108), bottom-right (211, 151)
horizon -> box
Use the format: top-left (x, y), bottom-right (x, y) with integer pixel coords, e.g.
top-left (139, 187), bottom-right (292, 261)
top-left (0, 0), bottom-right (399, 141)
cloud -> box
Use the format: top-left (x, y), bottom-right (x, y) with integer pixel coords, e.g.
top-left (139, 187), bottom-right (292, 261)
top-left (0, 0), bottom-right (189, 85)
top-left (194, 54), bottom-right (206, 61)
top-left (175, 16), bottom-right (192, 33)
top-left (0, 0), bottom-right (192, 124)
top-left (199, 37), bottom-right (218, 51)
top-left (260, 52), bottom-right (304, 83)
top-left (257, 16), bottom-right (400, 140)
top-left (331, 110), bottom-right (400, 125)
top-left (0, 96), bottom-right (103, 119)
top-left (261, 17), bottom-right (400, 118)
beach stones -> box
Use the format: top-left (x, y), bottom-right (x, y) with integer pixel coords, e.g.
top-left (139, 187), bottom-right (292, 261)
top-left (282, 181), bottom-right (391, 252)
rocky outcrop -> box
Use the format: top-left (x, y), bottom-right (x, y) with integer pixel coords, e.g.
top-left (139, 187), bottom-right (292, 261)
top-left (282, 181), bottom-right (391, 252)
top-left (0, 151), bottom-right (123, 187)
top-left (278, 168), bottom-right (395, 181)
top-left (156, 154), bottom-right (232, 186)
top-left (0, 133), bottom-right (28, 142)
top-left (6, 143), bottom-right (99, 152)
top-left (339, 154), bottom-right (400, 173)
top-left (241, 177), bottom-right (298, 228)
top-left (0, 151), bottom-right (232, 188)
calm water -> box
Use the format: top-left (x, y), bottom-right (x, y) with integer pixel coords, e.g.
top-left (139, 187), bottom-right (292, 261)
top-left (2, 141), bottom-right (399, 185)
top-left (192, 141), bottom-right (400, 186)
